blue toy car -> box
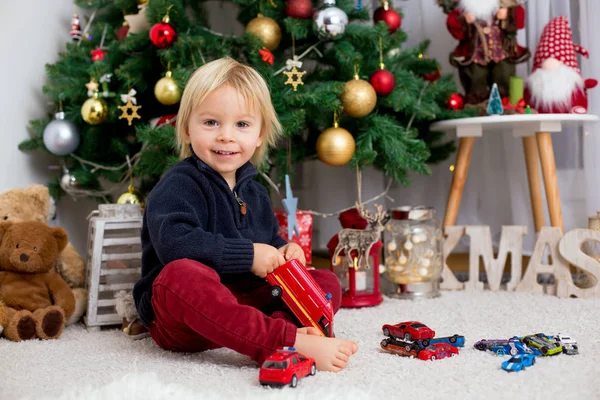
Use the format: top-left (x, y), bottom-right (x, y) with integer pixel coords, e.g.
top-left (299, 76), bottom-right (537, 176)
top-left (474, 337), bottom-right (533, 356)
top-left (426, 335), bottom-right (466, 348)
top-left (501, 353), bottom-right (536, 372)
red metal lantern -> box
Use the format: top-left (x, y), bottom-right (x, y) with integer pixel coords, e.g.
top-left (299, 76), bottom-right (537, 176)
top-left (327, 208), bottom-right (384, 308)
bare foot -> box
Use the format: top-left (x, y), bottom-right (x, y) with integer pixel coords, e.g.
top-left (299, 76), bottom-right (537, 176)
top-left (297, 327), bottom-right (322, 336)
top-left (293, 333), bottom-right (358, 372)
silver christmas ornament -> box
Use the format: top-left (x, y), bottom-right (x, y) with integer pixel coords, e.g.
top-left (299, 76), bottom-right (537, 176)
top-left (313, 0), bottom-right (348, 40)
top-left (60, 170), bottom-right (80, 192)
top-left (43, 112), bottom-right (80, 156)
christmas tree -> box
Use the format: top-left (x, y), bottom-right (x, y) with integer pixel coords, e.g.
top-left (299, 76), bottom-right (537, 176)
top-left (20, 0), bottom-right (475, 202)
top-left (486, 83), bottom-right (504, 116)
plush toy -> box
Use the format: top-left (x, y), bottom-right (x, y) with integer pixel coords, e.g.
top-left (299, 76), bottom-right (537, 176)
top-left (524, 16), bottom-right (597, 114)
top-left (115, 290), bottom-right (150, 339)
top-left (0, 221), bottom-right (75, 341)
top-left (0, 185), bottom-right (86, 325)
top-left (439, 0), bottom-right (530, 104)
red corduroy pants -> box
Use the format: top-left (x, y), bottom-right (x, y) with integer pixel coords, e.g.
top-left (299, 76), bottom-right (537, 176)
top-left (148, 258), bottom-right (342, 363)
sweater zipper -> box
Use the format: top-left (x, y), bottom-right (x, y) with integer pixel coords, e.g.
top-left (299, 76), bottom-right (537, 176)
top-left (233, 191), bottom-right (247, 216)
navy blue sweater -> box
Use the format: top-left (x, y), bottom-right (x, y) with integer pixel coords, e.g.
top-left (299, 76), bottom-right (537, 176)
top-left (133, 155), bottom-right (288, 326)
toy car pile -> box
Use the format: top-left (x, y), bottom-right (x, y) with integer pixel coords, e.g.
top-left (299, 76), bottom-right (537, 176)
top-left (474, 332), bottom-right (578, 372)
top-left (380, 321), bottom-right (464, 361)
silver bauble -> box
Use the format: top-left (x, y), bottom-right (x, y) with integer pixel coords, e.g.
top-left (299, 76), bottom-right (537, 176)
top-left (43, 112), bottom-right (80, 156)
top-left (60, 171), bottom-right (80, 192)
top-left (313, 0), bottom-right (348, 40)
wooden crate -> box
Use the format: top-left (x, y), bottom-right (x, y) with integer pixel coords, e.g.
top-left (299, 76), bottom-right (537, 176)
top-left (84, 204), bottom-right (143, 331)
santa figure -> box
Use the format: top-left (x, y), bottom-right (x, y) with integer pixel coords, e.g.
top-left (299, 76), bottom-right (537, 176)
top-left (525, 16), bottom-right (597, 114)
top-left (441, 0), bottom-right (530, 104)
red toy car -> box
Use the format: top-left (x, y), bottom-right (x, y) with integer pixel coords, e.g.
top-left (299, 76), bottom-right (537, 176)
top-left (382, 321), bottom-right (435, 344)
top-left (259, 347), bottom-right (316, 388)
top-left (417, 343), bottom-right (459, 361)
top-left (266, 259), bottom-right (334, 337)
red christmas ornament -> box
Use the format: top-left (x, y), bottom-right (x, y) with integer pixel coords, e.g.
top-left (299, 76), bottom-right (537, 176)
top-left (423, 68), bottom-right (441, 82)
top-left (149, 13), bottom-right (177, 48)
top-left (259, 48), bottom-right (274, 65)
top-left (369, 68), bottom-right (395, 96)
top-left (156, 114), bottom-right (177, 128)
top-left (447, 93), bottom-right (464, 110)
top-left (286, 0), bottom-right (313, 19)
top-left (373, 1), bottom-right (402, 33)
top-left (116, 22), bottom-right (130, 41)
top-left (91, 48), bottom-right (107, 62)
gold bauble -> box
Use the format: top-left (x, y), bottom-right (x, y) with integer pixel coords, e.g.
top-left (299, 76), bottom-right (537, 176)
top-left (117, 191), bottom-right (140, 205)
top-left (316, 126), bottom-right (355, 166)
top-left (246, 15), bottom-right (281, 51)
top-left (154, 71), bottom-right (181, 105)
top-left (81, 95), bottom-right (108, 125)
top-left (137, 0), bottom-right (148, 4)
top-left (340, 76), bottom-right (377, 118)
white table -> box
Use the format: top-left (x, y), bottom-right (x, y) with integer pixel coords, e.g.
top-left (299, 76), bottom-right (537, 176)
top-left (430, 114), bottom-right (599, 232)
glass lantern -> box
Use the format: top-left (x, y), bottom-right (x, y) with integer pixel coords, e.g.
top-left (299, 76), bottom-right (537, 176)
top-left (384, 206), bottom-right (443, 299)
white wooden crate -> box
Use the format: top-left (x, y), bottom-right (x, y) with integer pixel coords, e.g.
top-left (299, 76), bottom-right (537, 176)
top-left (84, 204), bottom-right (143, 331)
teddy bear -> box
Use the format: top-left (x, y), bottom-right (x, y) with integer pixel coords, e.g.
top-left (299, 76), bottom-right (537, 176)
top-left (0, 185), bottom-right (86, 325)
top-left (0, 221), bottom-right (75, 341)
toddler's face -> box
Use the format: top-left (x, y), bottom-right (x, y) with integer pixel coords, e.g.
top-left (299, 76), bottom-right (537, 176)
top-left (186, 85), bottom-right (263, 187)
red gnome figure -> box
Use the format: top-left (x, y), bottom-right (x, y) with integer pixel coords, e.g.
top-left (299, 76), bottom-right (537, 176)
top-left (439, 0), bottom-right (530, 105)
top-left (525, 16), bottom-right (597, 114)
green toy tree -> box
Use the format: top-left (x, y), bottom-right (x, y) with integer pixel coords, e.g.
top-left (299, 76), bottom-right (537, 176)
top-left (486, 83), bottom-right (504, 116)
top-left (20, 0), bottom-right (476, 202)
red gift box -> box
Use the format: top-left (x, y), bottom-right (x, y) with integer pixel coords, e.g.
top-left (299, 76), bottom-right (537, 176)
top-left (274, 209), bottom-right (313, 265)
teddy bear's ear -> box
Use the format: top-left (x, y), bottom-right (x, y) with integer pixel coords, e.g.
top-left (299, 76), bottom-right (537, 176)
top-left (0, 222), bottom-right (13, 242)
top-left (25, 185), bottom-right (50, 222)
top-left (51, 227), bottom-right (68, 253)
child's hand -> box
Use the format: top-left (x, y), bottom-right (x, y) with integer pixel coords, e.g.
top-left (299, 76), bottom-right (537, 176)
top-left (252, 243), bottom-right (286, 278)
top-left (278, 243), bottom-right (306, 266)
top-left (464, 12), bottom-right (475, 24)
top-left (496, 8), bottom-right (508, 20)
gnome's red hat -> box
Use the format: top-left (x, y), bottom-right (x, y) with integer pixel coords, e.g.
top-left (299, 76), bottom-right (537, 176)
top-left (532, 16), bottom-right (589, 74)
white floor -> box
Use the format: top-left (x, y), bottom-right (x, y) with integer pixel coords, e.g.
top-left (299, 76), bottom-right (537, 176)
top-left (3, 291), bottom-right (600, 400)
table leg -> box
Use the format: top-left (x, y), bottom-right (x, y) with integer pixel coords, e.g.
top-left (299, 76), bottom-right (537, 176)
top-left (522, 136), bottom-right (545, 232)
top-left (444, 137), bottom-right (475, 227)
top-left (535, 131), bottom-right (564, 232)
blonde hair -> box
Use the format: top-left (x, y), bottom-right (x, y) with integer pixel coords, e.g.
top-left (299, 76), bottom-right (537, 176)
top-left (176, 57), bottom-right (283, 168)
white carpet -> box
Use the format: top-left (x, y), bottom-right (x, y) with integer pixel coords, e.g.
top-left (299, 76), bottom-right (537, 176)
top-left (2, 291), bottom-right (600, 400)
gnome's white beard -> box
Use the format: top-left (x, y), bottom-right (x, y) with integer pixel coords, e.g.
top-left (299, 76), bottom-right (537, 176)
top-left (527, 64), bottom-right (584, 110)
top-left (460, 0), bottom-right (499, 20)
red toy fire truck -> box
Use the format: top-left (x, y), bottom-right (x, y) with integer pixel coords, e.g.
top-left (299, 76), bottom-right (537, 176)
top-left (266, 259), bottom-right (334, 337)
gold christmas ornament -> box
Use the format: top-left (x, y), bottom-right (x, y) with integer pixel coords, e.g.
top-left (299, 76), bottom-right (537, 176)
top-left (117, 185), bottom-right (141, 205)
top-left (137, 0), bottom-right (148, 4)
top-left (81, 93), bottom-right (108, 125)
top-left (154, 70), bottom-right (181, 105)
top-left (246, 15), bottom-right (282, 51)
top-left (283, 66), bottom-right (306, 91)
top-left (117, 100), bottom-right (142, 126)
top-left (341, 74), bottom-right (377, 118)
top-left (316, 112), bottom-right (355, 166)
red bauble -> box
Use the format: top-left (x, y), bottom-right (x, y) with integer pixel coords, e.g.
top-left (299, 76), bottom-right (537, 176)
top-left (286, 0), bottom-right (313, 19)
top-left (373, 6), bottom-right (402, 33)
top-left (423, 68), bottom-right (441, 82)
top-left (116, 24), bottom-right (130, 41)
top-left (370, 68), bottom-right (396, 96)
top-left (149, 22), bottom-right (177, 48)
top-left (156, 114), bottom-right (177, 128)
top-left (447, 93), bottom-right (464, 110)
